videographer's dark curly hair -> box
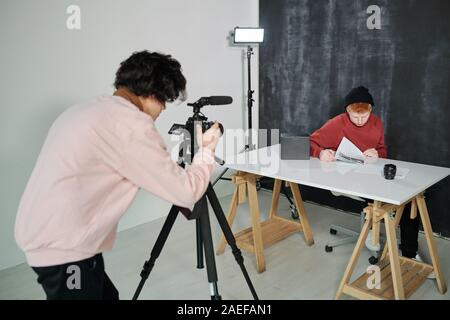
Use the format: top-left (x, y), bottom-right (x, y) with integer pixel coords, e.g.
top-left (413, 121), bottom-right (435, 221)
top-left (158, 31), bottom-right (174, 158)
top-left (114, 51), bottom-right (187, 103)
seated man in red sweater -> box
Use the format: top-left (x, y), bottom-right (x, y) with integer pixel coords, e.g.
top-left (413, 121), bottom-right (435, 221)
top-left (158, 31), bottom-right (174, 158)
top-left (310, 87), bottom-right (431, 274)
top-left (310, 86), bottom-right (386, 162)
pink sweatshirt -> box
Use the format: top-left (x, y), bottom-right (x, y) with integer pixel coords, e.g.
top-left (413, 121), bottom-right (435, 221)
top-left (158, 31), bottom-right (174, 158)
top-left (15, 95), bottom-right (216, 267)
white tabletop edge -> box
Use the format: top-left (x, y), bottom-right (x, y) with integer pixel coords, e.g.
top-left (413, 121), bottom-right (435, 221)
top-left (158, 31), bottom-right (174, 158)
top-left (222, 144), bottom-right (450, 206)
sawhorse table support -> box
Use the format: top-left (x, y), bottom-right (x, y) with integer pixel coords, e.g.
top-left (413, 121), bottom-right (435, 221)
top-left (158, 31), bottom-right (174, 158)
top-left (216, 171), bottom-right (314, 273)
top-left (336, 194), bottom-right (447, 299)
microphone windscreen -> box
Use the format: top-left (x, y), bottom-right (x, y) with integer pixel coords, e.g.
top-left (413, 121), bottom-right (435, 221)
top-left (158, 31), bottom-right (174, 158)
top-left (208, 96), bottom-right (233, 105)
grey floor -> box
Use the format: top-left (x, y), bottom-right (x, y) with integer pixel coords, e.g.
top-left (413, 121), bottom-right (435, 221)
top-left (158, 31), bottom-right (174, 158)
top-left (1, 189), bottom-right (449, 300)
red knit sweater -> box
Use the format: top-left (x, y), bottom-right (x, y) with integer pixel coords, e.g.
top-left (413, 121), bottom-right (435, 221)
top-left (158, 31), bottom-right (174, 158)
top-left (309, 113), bottom-right (387, 158)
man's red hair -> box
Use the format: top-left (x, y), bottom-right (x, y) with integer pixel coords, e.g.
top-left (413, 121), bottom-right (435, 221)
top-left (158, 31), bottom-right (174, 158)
top-left (346, 103), bottom-right (372, 113)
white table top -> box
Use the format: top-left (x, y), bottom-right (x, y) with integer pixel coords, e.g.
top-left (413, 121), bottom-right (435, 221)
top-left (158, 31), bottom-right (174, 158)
top-left (223, 144), bottom-right (450, 205)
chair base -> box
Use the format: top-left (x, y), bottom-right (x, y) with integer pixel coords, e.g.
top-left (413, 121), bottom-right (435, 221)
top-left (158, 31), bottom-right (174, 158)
top-left (325, 212), bottom-right (384, 260)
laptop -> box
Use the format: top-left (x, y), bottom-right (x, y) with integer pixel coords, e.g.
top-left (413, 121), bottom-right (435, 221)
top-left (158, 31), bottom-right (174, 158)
top-left (280, 135), bottom-right (310, 160)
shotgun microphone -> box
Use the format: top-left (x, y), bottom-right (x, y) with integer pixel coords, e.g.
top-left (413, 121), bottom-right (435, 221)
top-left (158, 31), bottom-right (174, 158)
top-left (187, 96), bottom-right (233, 107)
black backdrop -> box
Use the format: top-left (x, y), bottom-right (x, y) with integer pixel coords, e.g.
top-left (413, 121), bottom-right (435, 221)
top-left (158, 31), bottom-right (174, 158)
top-left (259, 0), bottom-right (450, 236)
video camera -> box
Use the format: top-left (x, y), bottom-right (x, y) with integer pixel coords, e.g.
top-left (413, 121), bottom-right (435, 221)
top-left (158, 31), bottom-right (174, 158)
top-left (167, 96), bottom-right (231, 220)
top-left (169, 96), bottom-right (230, 136)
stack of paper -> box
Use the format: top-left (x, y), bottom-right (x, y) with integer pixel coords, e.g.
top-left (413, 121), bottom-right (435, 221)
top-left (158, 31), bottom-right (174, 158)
top-left (335, 137), bottom-right (365, 164)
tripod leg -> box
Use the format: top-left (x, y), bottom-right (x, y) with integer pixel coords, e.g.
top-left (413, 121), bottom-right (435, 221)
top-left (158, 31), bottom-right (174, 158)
top-left (133, 205), bottom-right (179, 300)
top-left (197, 196), bottom-right (221, 300)
top-left (196, 219), bottom-right (204, 269)
top-left (206, 184), bottom-right (259, 300)
top-left (212, 167), bottom-right (229, 186)
top-left (216, 187), bottom-right (239, 254)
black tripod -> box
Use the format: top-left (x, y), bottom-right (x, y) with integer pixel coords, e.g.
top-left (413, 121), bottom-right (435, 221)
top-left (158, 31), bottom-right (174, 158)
top-left (132, 99), bottom-right (258, 300)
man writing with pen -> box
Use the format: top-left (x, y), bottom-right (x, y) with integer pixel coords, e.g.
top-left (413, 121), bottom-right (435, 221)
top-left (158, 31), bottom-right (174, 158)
top-left (309, 86), bottom-right (386, 162)
top-left (309, 86), bottom-right (432, 274)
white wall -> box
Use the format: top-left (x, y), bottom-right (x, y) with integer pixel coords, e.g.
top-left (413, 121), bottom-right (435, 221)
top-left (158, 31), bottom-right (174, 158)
top-left (0, 0), bottom-right (259, 270)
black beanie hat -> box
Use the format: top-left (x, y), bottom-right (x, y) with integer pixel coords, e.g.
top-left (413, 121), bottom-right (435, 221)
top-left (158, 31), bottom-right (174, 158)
top-left (345, 86), bottom-right (374, 108)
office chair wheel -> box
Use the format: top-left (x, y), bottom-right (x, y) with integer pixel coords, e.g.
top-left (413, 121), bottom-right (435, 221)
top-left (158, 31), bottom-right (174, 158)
top-left (330, 228), bottom-right (337, 235)
top-left (369, 256), bottom-right (379, 265)
top-left (290, 204), bottom-right (299, 219)
top-left (325, 245), bottom-right (333, 253)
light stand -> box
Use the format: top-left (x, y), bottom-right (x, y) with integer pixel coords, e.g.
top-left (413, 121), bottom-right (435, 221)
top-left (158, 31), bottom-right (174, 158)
top-left (213, 27), bottom-right (265, 186)
top-left (232, 27), bottom-right (264, 151)
top-left (218, 28), bottom-right (297, 217)
top-left (245, 45), bottom-right (255, 151)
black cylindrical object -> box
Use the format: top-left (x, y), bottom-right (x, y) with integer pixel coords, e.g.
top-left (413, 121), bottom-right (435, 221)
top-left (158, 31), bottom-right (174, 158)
top-left (384, 164), bottom-right (397, 180)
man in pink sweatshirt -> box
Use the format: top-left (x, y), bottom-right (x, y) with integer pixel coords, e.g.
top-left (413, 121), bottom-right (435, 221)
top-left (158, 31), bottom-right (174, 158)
top-left (15, 51), bottom-right (221, 299)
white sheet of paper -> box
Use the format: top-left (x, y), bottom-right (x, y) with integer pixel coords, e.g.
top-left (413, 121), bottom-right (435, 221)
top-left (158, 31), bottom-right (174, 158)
top-left (335, 137), bottom-right (365, 164)
top-left (395, 167), bottom-right (409, 179)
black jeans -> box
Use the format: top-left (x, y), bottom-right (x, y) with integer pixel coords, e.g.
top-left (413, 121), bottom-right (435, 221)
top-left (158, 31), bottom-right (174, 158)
top-left (32, 253), bottom-right (119, 300)
top-left (361, 199), bottom-right (419, 258)
top-left (399, 202), bottom-right (420, 258)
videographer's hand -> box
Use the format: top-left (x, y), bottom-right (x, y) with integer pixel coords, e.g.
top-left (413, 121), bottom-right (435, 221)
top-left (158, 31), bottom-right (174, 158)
top-left (196, 122), bottom-right (221, 152)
